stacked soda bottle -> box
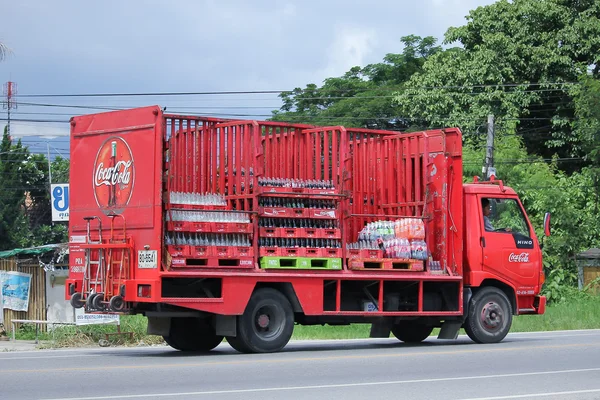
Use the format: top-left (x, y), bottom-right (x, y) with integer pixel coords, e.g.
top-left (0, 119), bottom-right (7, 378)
top-left (259, 198), bottom-right (335, 209)
top-left (349, 218), bottom-right (428, 260)
top-left (169, 192), bottom-right (227, 206)
top-left (166, 233), bottom-right (251, 247)
top-left (259, 238), bottom-right (341, 248)
top-left (258, 177), bottom-right (335, 189)
top-left (259, 218), bottom-right (337, 229)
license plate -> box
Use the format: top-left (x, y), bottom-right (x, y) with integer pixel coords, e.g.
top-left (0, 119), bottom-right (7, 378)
top-left (138, 250), bottom-right (157, 269)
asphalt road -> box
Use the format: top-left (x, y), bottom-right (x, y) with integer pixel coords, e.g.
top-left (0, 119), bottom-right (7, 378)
top-left (1, 329), bottom-right (600, 400)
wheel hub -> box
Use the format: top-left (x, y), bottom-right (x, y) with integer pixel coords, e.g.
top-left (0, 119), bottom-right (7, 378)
top-left (257, 313), bottom-right (270, 329)
top-left (481, 301), bottom-right (503, 331)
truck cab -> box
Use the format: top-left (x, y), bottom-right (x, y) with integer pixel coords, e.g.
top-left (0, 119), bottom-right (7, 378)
top-left (461, 177), bottom-right (546, 342)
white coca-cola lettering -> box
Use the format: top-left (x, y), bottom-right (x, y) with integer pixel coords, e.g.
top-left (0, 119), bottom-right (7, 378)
top-left (508, 252), bottom-right (530, 263)
top-left (94, 161), bottom-right (132, 187)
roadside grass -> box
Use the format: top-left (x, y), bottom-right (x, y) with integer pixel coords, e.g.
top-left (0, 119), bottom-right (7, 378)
top-left (10, 295), bottom-right (600, 348)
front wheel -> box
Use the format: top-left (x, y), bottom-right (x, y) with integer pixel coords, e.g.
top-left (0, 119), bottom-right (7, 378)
top-left (464, 287), bottom-right (513, 344)
top-left (227, 288), bottom-right (294, 354)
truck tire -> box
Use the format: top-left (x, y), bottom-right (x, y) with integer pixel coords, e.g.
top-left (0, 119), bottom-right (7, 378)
top-left (163, 317), bottom-right (224, 352)
top-left (464, 287), bottom-right (513, 344)
top-left (226, 288), bottom-right (294, 354)
top-left (391, 322), bottom-right (434, 343)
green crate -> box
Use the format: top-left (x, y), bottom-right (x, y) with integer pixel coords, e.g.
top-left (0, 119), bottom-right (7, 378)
top-left (260, 257), bottom-right (342, 270)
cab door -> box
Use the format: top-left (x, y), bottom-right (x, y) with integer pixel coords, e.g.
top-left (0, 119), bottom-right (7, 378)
top-left (479, 196), bottom-right (540, 293)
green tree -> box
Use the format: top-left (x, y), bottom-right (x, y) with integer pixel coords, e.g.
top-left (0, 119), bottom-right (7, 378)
top-left (394, 0), bottom-right (600, 167)
top-left (271, 35), bottom-right (441, 129)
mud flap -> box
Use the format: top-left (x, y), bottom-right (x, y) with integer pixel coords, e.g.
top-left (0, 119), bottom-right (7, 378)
top-left (147, 317), bottom-right (171, 336)
top-left (437, 320), bottom-right (462, 340)
top-left (369, 320), bottom-right (391, 338)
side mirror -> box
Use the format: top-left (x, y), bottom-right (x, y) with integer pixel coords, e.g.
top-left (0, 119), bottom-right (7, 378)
top-left (543, 212), bottom-right (551, 237)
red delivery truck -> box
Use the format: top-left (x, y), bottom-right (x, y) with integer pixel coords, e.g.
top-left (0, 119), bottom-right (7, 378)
top-left (66, 106), bottom-right (548, 353)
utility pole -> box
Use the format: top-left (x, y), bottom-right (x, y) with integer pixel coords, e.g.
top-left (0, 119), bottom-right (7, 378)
top-left (483, 114), bottom-right (495, 180)
top-left (3, 81), bottom-right (17, 141)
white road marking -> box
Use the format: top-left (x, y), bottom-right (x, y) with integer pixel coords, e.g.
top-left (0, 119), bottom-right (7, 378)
top-left (458, 388), bottom-right (600, 400)
top-left (0, 354), bottom-right (103, 360)
top-left (38, 367), bottom-right (600, 400)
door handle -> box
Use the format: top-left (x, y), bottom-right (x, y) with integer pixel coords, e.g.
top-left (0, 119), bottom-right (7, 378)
top-left (481, 237), bottom-right (486, 248)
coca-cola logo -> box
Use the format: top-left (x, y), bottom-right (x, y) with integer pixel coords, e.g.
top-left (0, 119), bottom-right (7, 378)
top-left (93, 137), bottom-right (135, 215)
top-left (508, 252), bottom-right (530, 263)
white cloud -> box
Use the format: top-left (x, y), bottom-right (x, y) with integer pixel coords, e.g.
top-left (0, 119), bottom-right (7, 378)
top-left (317, 25), bottom-right (378, 81)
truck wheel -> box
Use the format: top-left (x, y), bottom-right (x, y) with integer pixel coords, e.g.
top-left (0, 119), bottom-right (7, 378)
top-left (391, 322), bottom-right (434, 343)
top-left (227, 288), bottom-right (294, 354)
top-left (163, 317), bottom-right (224, 352)
top-left (465, 287), bottom-right (513, 344)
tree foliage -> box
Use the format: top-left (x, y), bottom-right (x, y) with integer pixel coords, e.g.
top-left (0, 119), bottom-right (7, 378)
top-left (271, 35), bottom-right (441, 129)
top-left (394, 0), bottom-right (600, 168)
top-left (0, 127), bottom-right (68, 250)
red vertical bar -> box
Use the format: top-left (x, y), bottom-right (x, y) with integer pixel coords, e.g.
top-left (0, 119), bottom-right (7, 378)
top-left (282, 128), bottom-right (288, 178)
top-left (399, 137), bottom-right (406, 216)
top-left (227, 124), bottom-right (234, 197)
top-left (404, 138), bottom-right (411, 216)
top-left (415, 136), bottom-right (425, 215)
top-left (361, 133), bottom-right (367, 228)
top-left (390, 138), bottom-right (397, 213)
top-left (315, 130), bottom-right (322, 181)
top-left (332, 129), bottom-right (338, 187)
top-left (376, 136), bottom-right (383, 215)
top-left (211, 125), bottom-right (218, 193)
top-left (178, 119), bottom-right (184, 192)
top-left (306, 132), bottom-right (314, 181)
top-left (186, 120), bottom-right (192, 193)
top-left (170, 119), bottom-right (176, 192)
top-left (235, 124), bottom-right (242, 198)
top-left (323, 130), bottom-right (330, 183)
top-left (219, 125), bottom-right (226, 195)
top-left (200, 123), bottom-right (207, 193)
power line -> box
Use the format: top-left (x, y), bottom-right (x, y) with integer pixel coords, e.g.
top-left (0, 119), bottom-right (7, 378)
top-left (14, 82), bottom-right (578, 98)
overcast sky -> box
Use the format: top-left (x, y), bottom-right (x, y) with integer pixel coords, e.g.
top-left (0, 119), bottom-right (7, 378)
top-left (0, 0), bottom-right (496, 156)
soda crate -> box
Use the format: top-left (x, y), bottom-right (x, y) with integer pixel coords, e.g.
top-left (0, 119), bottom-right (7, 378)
top-left (170, 203), bottom-right (228, 211)
top-left (170, 255), bottom-right (255, 269)
top-left (259, 227), bottom-right (279, 237)
top-left (167, 221), bottom-right (189, 232)
top-left (212, 246), bottom-right (233, 258)
top-left (233, 246), bottom-right (254, 257)
top-left (304, 228), bottom-right (318, 238)
top-left (282, 247), bottom-right (303, 257)
top-left (190, 245), bottom-right (210, 258)
top-left (211, 222), bottom-right (252, 233)
top-left (348, 258), bottom-right (424, 271)
top-left (320, 229), bottom-right (341, 239)
top-left (190, 222), bottom-right (212, 233)
top-left (347, 249), bottom-right (384, 259)
top-left (322, 248), bottom-right (343, 258)
top-left (304, 248), bottom-right (321, 258)
top-left (310, 209), bottom-right (337, 219)
top-left (259, 247), bottom-right (279, 257)
top-left (167, 245), bottom-right (190, 257)
top-left (260, 257), bottom-right (342, 270)
top-left (258, 186), bottom-right (338, 196)
top-left (259, 207), bottom-right (310, 218)
top-left (282, 228), bottom-right (307, 238)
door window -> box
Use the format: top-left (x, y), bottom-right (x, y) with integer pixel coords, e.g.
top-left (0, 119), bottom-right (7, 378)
top-left (482, 198), bottom-right (531, 237)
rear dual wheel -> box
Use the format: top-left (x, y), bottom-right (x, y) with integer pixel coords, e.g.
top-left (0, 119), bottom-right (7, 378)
top-left (163, 317), bottom-right (224, 352)
top-left (227, 288), bottom-right (295, 354)
top-left (391, 321), bottom-right (434, 343)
